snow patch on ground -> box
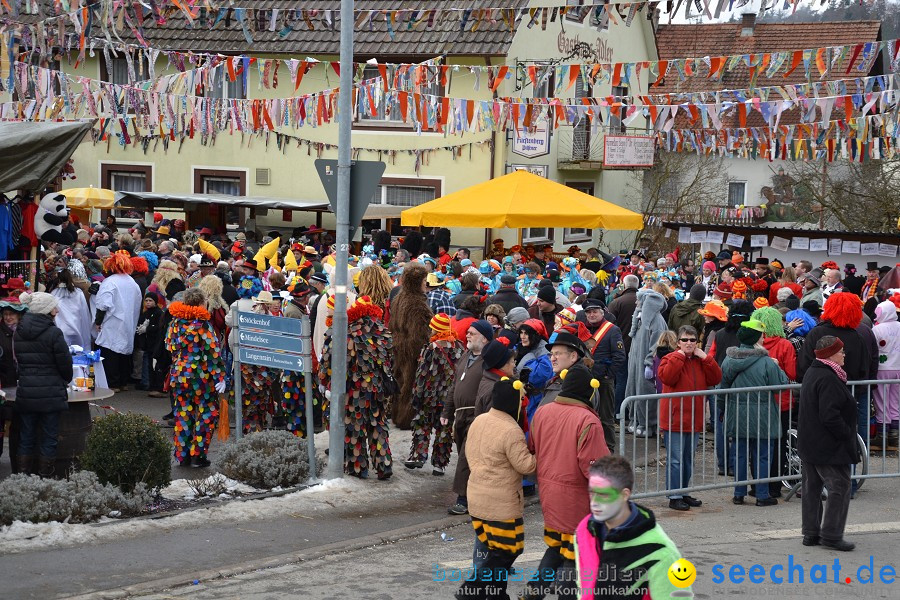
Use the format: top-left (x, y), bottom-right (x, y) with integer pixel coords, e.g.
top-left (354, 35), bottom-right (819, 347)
top-left (160, 474), bottom-right (260, 500)
top-left (0, 426), bottom-right (453, 555)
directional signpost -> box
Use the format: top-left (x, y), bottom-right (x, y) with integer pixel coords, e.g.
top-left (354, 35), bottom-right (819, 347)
top-left (233, 310), bottom-right (317, 480)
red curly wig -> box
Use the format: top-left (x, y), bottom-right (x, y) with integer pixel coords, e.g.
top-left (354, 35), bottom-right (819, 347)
top-left (104, 251), bottom-right (134, 275)
top-left (822, 291), bottom-right (863, 329)
top-left (130, 256), bottom-right (149, 275)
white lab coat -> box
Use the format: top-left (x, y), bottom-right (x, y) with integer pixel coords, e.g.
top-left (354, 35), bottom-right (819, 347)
top-left (95, 273), bottom-right (142, 355)
top-left (51, 287), bottom-right (92, 349)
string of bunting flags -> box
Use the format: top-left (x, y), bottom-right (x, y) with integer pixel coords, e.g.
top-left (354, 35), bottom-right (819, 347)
top-left (2, 23), bottom-right (899, 96)
top-left (3, 59), bottom-right (900, 163)
top-left (84, 123), bottom-right (492, 177)
top-left (6, 59), bottom-right (900, 136)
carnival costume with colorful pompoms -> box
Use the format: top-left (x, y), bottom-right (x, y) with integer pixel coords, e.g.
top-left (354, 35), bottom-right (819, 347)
top-left (281, 275), bottom-right (316, 438)
top-left (165, 301), bottom-right (225, 464)
top-left (233, 276), bottom-right (279, 433)
top-left (319, 296), bottom-right (394, 479)
top-left (407, 313), bottom-right (464, 471)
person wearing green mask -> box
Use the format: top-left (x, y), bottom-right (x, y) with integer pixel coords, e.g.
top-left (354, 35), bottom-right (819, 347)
top-left (574, 455), bottom-right (687, 599)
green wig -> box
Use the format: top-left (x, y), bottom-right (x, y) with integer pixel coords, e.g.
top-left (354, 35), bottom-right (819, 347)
top-left (751, 306), bottom-right (786, 338)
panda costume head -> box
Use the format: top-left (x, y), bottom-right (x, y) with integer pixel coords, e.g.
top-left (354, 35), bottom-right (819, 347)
top-left (34, 192), bottom-right (76, 245)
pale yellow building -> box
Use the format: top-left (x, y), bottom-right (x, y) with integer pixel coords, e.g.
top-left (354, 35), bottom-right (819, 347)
top-left (3, 1), bottom-right (657, 257)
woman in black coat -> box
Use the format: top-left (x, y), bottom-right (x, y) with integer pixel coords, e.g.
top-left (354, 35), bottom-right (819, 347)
top-left (797, 335), bottom-right (859, 552)
top-left (14, 292), bottom-right (74, 477)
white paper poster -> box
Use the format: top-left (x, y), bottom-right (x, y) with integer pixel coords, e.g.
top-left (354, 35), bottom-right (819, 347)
top-left (770, 236), bottom-right (790, 252)
top-left (750, 235), bottom-right (769, 247)
top-left (878, 243), bottom-right (898, 257)
top-left (690, 231), bottom-right (707, 243)
top-left (828, 239), bottom-right (843, 256)
top-left (809, 238), bottom-right (828, 252)
top-left (842, 241), bottom-right (861, 254)
top-left (664, 228), bottom-right (672, 238)
top-left (792, 237), bottom-right (809, 250)
top-left (678, 227), bottom-right (692, 244)
top-left (860, 242), bottom-right (879, 255)
top-left (725, 233), bottom-right (744, 248)
top-left (706, 231), bottom-right (725, 244)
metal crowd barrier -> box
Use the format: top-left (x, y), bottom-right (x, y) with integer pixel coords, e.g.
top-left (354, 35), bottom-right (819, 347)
top-left (617, 379), bottom-right (900, 500)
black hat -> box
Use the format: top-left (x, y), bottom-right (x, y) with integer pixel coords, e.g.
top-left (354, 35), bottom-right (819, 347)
top-left (481, 339), bottom-right (515, 371)
top-left (547, 330), bottom-right (586, 357)
top-left (309, 272), bottom-right (328, 284)
top-left (538, 278), bottom-right (554, 288)
top-left (491, 378), bottom-right (524, 421)
top-left (559, 364), bottom-right (598, 404)
top-left (199, 255), bottom-right (216, 268)
top-left (716, 250), bottom-right (732, 260)
top-left (500, 274), bottom-right (516, 286)
top-left (736, 324), bottom-right (763, 346)
top-left (537, 285), bottom-right (557, 303)
top-left (867, 261), bottom-right (880, 271)
top-left (785, 295), bottom-right (800, 310)
top-left (802, 300), bottom-right (823, 317)
top-left (755, 257), bottom-right (770, 266)
top-left (583, 298), bottom-right (605, 311)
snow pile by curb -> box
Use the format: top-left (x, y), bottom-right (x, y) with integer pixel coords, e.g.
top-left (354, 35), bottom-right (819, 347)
top-left (0, 426), bottom-right (455, 555)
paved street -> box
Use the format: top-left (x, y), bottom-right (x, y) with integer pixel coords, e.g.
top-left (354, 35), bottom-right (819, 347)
top-left (130, 484), bottom-right (900, 600)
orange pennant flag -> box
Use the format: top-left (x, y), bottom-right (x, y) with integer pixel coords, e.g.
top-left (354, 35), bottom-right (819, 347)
top-left (783, 51), bottom-right (802, 78)
top-left (566, 65), bottom-right (580, 91)
top-left (491, 66), bottom-right (509, 92)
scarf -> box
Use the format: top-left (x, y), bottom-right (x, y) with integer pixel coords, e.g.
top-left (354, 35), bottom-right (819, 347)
top-left (817, 358), bottom-right (848, 382)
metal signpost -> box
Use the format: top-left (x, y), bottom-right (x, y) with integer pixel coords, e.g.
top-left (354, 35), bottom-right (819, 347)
top-left (233, 311), bottom-right (316, 477)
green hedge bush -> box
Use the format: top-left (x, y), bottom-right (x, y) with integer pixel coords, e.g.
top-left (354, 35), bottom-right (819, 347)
top-left (80, 413), bottom-right (172, 493)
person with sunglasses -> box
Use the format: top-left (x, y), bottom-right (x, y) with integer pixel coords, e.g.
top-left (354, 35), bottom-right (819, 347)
top-left (657, 325), bottom-right (723, 511)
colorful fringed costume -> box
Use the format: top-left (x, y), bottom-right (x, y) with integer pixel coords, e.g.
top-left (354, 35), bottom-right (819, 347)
top-left (319, 297), bottom-right (394, 478)
top-left (407, 335), bottom-right (463, 470)
top-left (165, 302), bottom-right (226, 464)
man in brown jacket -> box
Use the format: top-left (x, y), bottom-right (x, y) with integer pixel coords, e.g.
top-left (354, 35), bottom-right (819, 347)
top-left (525, 363), bottom-right (610, 600)
top-left (441, 319), bottom-right (493, 515)
top-left (457, 378), bottom-right (536, 600)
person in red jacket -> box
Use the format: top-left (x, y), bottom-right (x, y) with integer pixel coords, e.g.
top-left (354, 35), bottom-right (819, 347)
top-left (523, 363), bottom-right (609, 600)
top-left (657, 325), bottom-right (723, 511)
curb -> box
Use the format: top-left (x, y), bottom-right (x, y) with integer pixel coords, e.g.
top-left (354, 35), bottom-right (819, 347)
top-left (63, 514), bottom-right (473, 600)
top-left (65, 495), bottom-right (543, 599)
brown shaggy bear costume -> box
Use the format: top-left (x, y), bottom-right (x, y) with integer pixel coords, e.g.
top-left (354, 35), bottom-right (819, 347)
top-left (388, 263), bottom-right (434, 429)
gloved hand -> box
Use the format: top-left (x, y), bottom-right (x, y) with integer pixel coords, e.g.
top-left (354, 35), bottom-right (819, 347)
top-left (644, 366), bottom-right (654, 381)
top-left (214, 380), bottom-right (226, 394)
top-left (518, 367), bottom-right (531, 384)
top-left (136, 322), bottom-right (149, 335)
top-left (88, 282), bottom-right (100, 295)
top-left (324, 389), bottom-right (332, 400)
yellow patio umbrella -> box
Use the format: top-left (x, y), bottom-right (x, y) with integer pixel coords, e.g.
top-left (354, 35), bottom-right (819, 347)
top-left (59, 186), bottom-right (117, 209)
top-left (400, 170), bottom-right (643, 230)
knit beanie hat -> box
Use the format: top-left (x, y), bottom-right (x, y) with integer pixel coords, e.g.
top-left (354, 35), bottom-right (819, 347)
top-left (736, 321), bottom-right (764, 346)
top-left (785, 295), bottom-right (800, 310)
top-left (481, 339), bottom-right (515, 370)
top-left (21, 292), bottom-right (58, 315)
top-left (506, 307), bottom-right (529, 327)
top-left (469, 319), bottom-right (494, 343)
top-left (430, 313), bottom-right (452, 334)
top-left (491, 378), bottom-right (524, 420)
top-left (689, 284), bottom-right (706, 302)
top-left (559, 363), bottom-right (600, 405)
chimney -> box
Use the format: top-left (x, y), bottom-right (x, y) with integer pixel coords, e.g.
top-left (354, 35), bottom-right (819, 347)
top-left (740, 13), bottom-right (756, 37)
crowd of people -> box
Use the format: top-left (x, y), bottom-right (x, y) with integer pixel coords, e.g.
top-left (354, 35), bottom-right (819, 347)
top-left (3, 216), bottom-right (900, 595)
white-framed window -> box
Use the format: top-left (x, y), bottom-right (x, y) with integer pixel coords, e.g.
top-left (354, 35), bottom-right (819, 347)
top-left (373, 183), bottom-right (436, 207)
top-left (728, 181), bottom-right (747, 207)
top-left (206, 66), bottom-right (246, 100)
top-left (102, 164), bottom-right (152, 222)
top-left (564, 182), bottom-right (594, 242)
top-left (357, 65), bottom-right (443, 125)
top-left (523, 228), bottom-right (554, 244)
top-left (103, 54), bottom-right (151, 85)
top-left (203, 175), bottom-right (243, 196)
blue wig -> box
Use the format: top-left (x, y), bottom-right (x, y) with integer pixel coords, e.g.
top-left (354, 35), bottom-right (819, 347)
top-left (237, 275), bottom-right (263, 299)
